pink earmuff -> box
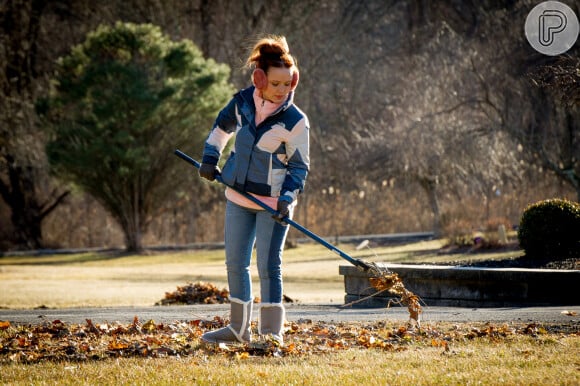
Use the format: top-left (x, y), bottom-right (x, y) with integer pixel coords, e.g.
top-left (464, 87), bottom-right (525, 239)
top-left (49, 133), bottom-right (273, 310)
top-left (291, 70), bottom-right (299, 91)
top-left (253, 68), bottom-right (268, 90)
top-left (253, 68), bottom-right (300, 91)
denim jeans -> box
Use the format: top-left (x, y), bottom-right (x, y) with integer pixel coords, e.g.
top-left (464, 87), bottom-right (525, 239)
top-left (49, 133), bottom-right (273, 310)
top-left (224, 200), bottom-right (291, 303)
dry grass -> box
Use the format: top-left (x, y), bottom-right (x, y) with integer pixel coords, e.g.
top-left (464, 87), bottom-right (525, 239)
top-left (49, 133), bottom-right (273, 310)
top-left (0, 240), bottom-right (522, 309)
top-left (1, 336), bottom-right (578, 385)
top-left (1, 241), bottom-right (578, 385)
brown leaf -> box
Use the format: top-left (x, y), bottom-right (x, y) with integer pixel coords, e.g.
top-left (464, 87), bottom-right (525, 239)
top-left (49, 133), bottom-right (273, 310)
top-left (369, 272), bottom-right (422, 323)
top-left (142, 319), bottom-right (156, 333)
top-left (235, 351), bottom-right (250, 360)
top-left (158, 282), bottom-right (230, 305)
top-left (108, 338), bottom-right (129, 350)
top-left (85, 319), bottom-right (101, 335)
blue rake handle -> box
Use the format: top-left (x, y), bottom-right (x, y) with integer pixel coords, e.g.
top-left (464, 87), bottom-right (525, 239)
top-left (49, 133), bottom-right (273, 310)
top-left (174, 149), bottom-right (374, 272)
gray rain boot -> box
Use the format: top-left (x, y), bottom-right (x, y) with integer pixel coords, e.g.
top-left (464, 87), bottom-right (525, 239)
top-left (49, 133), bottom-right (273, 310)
top-left (201, 297), bottom-right (253, 344)
top-left (259, 303), bottom-right (285, 346)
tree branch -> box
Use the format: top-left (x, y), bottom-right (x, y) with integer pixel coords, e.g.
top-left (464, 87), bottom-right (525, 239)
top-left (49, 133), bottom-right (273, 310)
top-left (39, 190), bottom-right (70, 222)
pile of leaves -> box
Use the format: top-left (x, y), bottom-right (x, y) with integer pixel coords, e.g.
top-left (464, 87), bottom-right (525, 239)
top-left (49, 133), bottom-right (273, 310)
top-left (156, 282), bottom-right (229, 305)
top-left (1, 317), bottom-right (577, 363)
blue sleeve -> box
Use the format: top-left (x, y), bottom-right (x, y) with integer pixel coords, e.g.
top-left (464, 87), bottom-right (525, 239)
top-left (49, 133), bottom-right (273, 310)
top-left (281, 115), bottom-right (310, 201)
top-left (202, 98), bottom-right (238, 165)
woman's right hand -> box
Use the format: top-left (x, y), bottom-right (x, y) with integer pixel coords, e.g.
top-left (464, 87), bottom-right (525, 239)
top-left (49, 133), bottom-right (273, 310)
top-left (199, 163), bottom-right (220, 181)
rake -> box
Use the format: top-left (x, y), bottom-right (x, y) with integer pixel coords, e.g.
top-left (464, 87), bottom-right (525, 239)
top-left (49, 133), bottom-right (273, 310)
top-left (174, 149), bottom-right (421, 322)
top-left (174, 149), bottom-right (385, 275)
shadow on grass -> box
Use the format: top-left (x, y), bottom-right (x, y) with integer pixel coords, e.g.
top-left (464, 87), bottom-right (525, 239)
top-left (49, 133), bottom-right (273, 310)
top-left (0, 249), bottom-right (138, 266)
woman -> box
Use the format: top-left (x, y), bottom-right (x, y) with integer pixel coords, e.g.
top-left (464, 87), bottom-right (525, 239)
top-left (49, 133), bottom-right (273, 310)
top-left (198, 35), bottom-right (309, 346)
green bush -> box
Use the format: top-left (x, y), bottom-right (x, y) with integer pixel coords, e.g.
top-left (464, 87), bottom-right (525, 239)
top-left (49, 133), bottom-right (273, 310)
top-left (518, 198), bottom-right (580, 260)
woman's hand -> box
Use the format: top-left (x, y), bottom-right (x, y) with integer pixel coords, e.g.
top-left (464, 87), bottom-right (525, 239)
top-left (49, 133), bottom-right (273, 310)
top-left (199, 163), bottom-right (220, 181)
top-left (272, 198), bottom-right (291, 224)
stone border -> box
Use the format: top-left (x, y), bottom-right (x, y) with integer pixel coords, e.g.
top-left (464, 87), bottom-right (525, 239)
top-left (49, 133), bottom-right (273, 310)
top-left (340, 263), bottom-right (580, 308)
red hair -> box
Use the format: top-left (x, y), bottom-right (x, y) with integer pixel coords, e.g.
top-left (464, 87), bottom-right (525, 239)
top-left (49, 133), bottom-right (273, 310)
top-left (246, 35), bottom-right (297, 73)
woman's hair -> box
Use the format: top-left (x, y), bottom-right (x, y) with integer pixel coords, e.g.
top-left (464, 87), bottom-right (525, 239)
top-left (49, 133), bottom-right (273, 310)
top-left (245, 35), bottom-right (297, 73)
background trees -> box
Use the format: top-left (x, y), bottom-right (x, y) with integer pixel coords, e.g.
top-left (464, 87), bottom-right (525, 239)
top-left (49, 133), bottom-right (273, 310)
top-left (525, 57), bottom-right (580, 201)
top-left (37, 22), bottom-right (234, 251)
top-left (0, 0), bottom-right (70, 249)
top-left (0, 0), bottom-right (577, 250)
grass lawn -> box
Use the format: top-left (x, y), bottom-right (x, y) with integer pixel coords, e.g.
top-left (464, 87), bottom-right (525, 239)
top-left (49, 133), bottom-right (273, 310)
top-left (0, 239), bottom-right (522, 309)
top-left (2, 240), bottom-right (578, 385)
top-left (1, 320), bottom-right (578, 385)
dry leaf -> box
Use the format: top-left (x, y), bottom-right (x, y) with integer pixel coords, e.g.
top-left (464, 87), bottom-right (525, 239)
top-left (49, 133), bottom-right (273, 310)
top-left (108, 338), bottom-right (129, 350)
top-left (561, 310), bottom-right (578, 316)
top-left (157, 282), bottom-right (229, 305)
top-left (0, 283), bottom-right (575, 364)
top-left (369, 272), bottom-right (422, 323)
top-left (235, 351), bottom-right (250, 360)
top-left (142, 319), bottom-right (157, 332)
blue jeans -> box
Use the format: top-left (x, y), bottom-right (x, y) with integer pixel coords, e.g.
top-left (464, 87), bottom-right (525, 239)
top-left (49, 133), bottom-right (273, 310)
top-left (224, 200), bottom-right (291, 303)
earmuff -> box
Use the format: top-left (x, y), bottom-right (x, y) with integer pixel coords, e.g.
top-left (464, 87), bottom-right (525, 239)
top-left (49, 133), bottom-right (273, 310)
top-left (253, 68), bottom-right (268, 90)
top-left (291, 70), bottom-right (299, 91)
top-left (253, 68), bottom-right (299, 91)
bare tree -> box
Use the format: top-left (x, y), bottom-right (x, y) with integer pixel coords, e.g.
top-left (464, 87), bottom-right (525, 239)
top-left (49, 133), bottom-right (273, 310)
top-left (349, 3), bottom-right (530, 235)
top-left (0, 0), bottom-right (70, 249)
top-left (525, 57), bottom-right (580, 201)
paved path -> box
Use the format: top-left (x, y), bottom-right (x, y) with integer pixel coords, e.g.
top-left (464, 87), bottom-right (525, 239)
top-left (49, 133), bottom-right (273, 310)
top-left (1, 304), bottom-right (578, 325)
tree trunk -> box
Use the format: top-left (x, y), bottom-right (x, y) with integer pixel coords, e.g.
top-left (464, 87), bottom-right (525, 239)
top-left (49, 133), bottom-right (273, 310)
top-left (0, 155), bottom-right (70, 249)
top-left (4, 155), bottom-right (43, 249)
top-left (419, 176), bottom-right (442, 237)
top-left (118, 181), bottom-right (144, 253)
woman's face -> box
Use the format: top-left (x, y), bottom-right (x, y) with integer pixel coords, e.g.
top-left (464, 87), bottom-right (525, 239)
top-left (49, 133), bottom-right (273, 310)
top-left (262, 66), bottom-right (293, 103)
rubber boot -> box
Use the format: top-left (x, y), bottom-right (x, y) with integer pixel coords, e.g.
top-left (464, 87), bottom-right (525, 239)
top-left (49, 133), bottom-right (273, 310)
top-left (201, 297), bottom-right (253, 344)
top-left (259, 303), bottom-right (285, 346)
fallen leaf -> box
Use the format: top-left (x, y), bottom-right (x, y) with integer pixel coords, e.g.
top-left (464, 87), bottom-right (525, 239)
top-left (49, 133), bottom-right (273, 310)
top-left (235, 351), bottom-right (250, 360)
top-left (0, 312), bottom-right (576, 364)
top-left (142, 319), bottom-right (157, 332)
top-left (369, 272), bottom-right (422, 323)
top-left (108, 338), bottom-right (129, 350)
top-left (561, 310), bottom-right (578, 316)
top-left (157, 282), bottom-right (230, 305)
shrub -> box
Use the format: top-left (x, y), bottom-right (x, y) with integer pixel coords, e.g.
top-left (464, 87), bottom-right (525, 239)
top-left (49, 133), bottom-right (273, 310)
top-left (518, 198), bottom-right (580, 260)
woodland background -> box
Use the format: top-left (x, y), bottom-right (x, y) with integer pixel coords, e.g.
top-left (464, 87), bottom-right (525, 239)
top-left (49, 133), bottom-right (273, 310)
top-left (1, 0), bottom-right (578, 251)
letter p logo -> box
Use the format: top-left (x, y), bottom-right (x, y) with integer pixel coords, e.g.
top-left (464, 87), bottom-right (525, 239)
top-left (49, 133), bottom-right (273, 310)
top-left (539, 9), bottom-right (567, 46)
top-left (525, 1), bottom-right (579, 56)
